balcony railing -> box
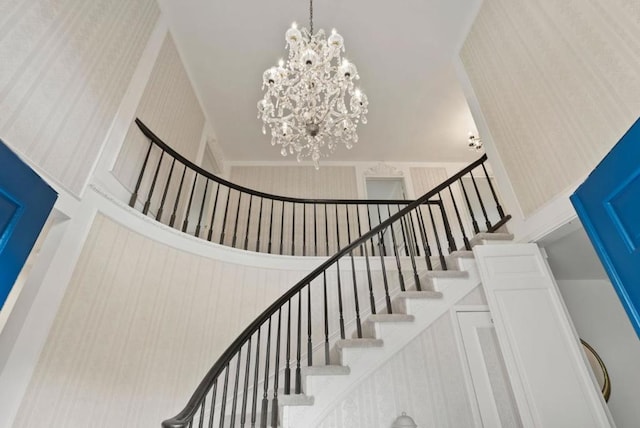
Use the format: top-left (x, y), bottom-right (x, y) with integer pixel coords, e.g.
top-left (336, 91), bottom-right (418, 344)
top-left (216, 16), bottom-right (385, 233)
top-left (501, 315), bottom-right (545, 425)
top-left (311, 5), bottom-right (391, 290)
top-left (129, 119), bottom-right (507, 260)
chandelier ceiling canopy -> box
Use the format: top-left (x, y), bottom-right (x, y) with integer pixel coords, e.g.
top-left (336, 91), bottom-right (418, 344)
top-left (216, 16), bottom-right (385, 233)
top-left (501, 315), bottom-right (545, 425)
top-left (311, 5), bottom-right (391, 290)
top-left (257, 0), bottom-right (368, 169)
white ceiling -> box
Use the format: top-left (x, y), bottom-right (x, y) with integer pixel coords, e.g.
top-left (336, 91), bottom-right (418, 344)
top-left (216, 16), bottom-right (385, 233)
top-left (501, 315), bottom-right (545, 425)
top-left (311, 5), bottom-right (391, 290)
top-left (156, 0), bottom-right (483, 164)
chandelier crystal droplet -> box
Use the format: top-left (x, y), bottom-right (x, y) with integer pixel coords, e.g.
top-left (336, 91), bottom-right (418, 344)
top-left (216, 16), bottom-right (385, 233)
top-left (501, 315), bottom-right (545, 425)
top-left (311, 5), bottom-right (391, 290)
top-left (257, 2), bottom-right (368, 169)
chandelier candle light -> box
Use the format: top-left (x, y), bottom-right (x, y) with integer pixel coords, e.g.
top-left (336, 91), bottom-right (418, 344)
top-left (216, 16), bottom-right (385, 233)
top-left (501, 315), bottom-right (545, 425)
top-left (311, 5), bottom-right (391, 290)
top-left (468, 132), bottom-right (483, 151)
top-left (258, 0), bottom-right (368, 169)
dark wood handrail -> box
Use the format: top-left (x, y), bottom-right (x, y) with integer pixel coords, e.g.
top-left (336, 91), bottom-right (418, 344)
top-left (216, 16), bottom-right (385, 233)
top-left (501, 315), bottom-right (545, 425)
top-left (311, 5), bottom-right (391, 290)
top-left (161, 153), bottom-right (496, 428)
top-left (136, 118), bottom-right (416, 206)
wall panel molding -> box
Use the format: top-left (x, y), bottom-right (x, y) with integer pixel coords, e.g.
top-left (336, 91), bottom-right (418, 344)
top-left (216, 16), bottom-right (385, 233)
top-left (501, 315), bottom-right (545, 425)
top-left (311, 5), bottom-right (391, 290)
top-left (0, 0), bottom-right (160, 196)
top-left (11, 211), bottom-right (312, 427)
top-left (113, 32), bottom-right (206, 201)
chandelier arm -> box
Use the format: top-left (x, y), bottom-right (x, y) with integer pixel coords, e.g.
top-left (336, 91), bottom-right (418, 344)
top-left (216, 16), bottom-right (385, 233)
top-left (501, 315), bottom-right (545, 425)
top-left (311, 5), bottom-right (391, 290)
top-left (317, 79), bottom-right (343, 118)
top-left (259, 7), bottom-right (367, 167)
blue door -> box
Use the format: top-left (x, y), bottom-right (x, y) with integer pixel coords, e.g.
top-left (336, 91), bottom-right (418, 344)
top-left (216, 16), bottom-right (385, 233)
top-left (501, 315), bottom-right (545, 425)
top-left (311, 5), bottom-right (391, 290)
top-left (0, 140), bottom-right (57, 309)
top-left (571, 118), bottom-right (640, 337)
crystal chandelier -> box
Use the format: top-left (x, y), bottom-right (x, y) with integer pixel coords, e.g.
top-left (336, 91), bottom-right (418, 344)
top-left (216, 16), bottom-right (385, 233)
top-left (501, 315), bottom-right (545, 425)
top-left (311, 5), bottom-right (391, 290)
top-left (257, 0), bottom-right (368, 169)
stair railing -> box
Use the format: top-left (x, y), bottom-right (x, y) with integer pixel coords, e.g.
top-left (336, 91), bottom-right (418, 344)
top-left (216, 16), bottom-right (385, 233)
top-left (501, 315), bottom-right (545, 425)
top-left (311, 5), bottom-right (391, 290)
top-left (128, 119), bottom-right (505, 257)
top-left (160, 155), bottom-right (511, 428)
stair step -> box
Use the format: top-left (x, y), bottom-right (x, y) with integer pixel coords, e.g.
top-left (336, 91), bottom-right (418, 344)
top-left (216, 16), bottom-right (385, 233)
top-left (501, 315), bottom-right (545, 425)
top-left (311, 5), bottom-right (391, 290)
top-left (279, 392), bottom-right (314, 407)
top-left (331, 338), bottom-right (384, 366)
top-left (449, 250), bottom-right (474, 259)
top-left (359, 314), bottom-right (416, 338)
top-left (301, 365), bottom-right (351, 396)
top-left (367, 314), bottom-right (415, 323)
top-left (398, 290), bottom-right (444, 299)
top-left (302, 365), bottom-right (351, 377)
top-left (420, 270), bottom-right (468, 278)
top-left (403, 270), bottom-right (469, 292)
top-left (391, 290), bottom-right (443, 314)
top-left (335, 338), bottom-right (384, 349)
top-left (470, 232), bottom-right (514, 247)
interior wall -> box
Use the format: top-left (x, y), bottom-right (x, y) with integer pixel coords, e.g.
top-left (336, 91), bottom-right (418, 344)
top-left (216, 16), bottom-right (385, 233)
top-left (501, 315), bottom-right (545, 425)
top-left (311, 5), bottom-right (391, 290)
top-left (229, 165), bottom-right (359, 199)
top-left (460, 0), bottom-right (640, 216)
top-left (556, 279), bottom-right (640, 428)
top-left (113, 32), bottom-right (206, 208)
top-left (316, 311), bottom-right (476, 428)
top-left (543, 226), bottom-right (640, 428)
top-left (0, 0), bottom-right (159, 196)
top-left (410, 167), bottom-right (448, 197)
top-left (228, 166), bottom-right (360, 254)
top-left (12, 213), bottom-right (311, 428)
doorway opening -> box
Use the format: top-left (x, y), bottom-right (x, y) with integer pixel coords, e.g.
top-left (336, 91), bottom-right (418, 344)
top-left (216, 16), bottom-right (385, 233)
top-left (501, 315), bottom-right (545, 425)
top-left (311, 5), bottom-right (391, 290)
top-left (365, 177), bottom-right (408, 255)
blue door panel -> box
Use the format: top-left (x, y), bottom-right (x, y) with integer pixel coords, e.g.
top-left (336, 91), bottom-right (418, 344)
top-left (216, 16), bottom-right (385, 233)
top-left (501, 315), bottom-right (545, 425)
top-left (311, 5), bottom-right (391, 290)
top-left (605, 172), bottom-right (640, 252)
top-left (0, 140), bottom-right (57, 309)
top-left (571, 118), bottom-right (640, 337)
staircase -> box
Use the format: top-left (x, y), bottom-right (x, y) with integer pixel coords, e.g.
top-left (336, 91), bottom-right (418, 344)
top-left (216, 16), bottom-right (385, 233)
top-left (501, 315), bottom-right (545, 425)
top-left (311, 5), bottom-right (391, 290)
top-left (274, 235), bottom-right (514, 427)
top-left (142, 140), bottom-right (512, 428)
top-left (282, 248), bottom-right (485, 428)
top-left (163, 233), bottom-right (514, 428)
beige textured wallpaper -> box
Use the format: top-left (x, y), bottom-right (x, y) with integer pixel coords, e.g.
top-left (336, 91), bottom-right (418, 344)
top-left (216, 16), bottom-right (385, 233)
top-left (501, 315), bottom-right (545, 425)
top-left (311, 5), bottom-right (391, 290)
top-left (461, 0), bottom-right (640, 215)
top-left (230, 165), bottom-right (359, 199)
top-left (13, 214), bottom-right (309, 427)
top-left (0, 0), bottom-right (159, 195)
top-left (229, 165), bottom-right (361, 254)
top-left (410, 167), bottom-right (449, 198)
top-left (114, 33), bottom-right (206, 208)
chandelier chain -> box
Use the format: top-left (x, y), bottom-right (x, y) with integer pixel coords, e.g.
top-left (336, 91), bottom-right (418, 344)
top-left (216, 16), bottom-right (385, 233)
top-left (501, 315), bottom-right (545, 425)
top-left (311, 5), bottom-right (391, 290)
top-left (309, 0), bottom-right (313, 35)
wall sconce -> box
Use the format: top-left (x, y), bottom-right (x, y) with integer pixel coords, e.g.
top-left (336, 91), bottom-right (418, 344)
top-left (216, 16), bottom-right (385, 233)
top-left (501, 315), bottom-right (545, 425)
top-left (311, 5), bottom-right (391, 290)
top-left (391, 412), bottom-right (417, 428)
top-left (467, 132), bottom-right (483, 151)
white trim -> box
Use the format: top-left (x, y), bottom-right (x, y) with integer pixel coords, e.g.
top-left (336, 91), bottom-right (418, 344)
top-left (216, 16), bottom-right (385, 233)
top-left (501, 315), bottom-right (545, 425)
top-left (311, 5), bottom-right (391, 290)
top-left (91, 17), bottom-right (169, 188)
top-left (453, 56), bottom-right (581, 243)
top-left (225, 159), bottom-right (470, 169)
top-left (88, 184), bottom-right (327, 271)
top-left (450, 307), bottom-right (486, 428)
top-left (453, 57), bottom-right (524, 224)
top-left (362, 162), bottom-right (403, 177)
top-left (194, 123), bottom-right (209, 167)
top-left (0, 204), bottom-right (97, 428)
top-left (474, 243), bottom-right (615, 428)
top-left (202, 120), bottom-right (228, 176)
top-left (454, 305), bottom-right (491, 312)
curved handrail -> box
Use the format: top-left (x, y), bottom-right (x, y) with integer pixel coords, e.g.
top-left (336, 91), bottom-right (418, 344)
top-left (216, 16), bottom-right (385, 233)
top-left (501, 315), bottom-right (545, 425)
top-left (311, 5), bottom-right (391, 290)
top-left (135, 118), bottom-right (412, 206)
top-left (130, 119), bottom-right (437, 257)
top-left (161, 154), bottom-right (510, 427)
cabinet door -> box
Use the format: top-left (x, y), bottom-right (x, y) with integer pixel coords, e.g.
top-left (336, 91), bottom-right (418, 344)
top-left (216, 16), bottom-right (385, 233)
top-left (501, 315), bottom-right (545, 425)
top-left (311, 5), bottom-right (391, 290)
top-left (457, 310), bottom-right (522, 428)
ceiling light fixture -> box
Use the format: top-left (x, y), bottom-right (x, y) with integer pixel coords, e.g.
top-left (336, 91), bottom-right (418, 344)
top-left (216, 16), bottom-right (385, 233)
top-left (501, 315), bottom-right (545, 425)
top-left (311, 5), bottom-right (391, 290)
top-left (257, 0), bottom-right (368, 169)
top-left (468, 132), bottom-right (483, 151)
